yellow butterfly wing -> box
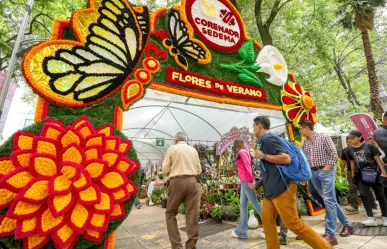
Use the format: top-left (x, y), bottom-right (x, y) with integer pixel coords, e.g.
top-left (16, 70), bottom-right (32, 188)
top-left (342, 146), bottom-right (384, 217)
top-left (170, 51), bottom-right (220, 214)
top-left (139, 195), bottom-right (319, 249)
top-left (22, 0), bottom-right (149, 107)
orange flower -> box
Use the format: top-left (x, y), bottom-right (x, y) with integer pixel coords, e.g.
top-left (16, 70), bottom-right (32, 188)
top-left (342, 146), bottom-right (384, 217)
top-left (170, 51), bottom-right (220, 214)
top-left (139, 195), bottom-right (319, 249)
top-left (0, 117), bottom-right (139, 249)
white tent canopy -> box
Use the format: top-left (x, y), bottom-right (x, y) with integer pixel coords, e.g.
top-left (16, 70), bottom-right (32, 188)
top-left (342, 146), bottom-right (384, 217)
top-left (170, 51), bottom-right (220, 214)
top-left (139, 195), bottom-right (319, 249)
top-left (123, 89), bottom-right (287, 167)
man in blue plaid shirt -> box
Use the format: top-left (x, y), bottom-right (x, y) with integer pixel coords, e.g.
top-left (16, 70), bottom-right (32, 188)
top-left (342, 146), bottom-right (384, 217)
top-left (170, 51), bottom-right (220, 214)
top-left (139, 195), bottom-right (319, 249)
top-left (299, 120), bottom-right (353, 246)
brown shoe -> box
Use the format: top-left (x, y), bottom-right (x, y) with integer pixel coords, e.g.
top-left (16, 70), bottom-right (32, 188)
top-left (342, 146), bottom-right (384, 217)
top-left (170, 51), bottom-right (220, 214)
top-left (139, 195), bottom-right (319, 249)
top-left (324, 234), bottom-right (338, 246)
top-left (340, 226), bottom-right (353, 237)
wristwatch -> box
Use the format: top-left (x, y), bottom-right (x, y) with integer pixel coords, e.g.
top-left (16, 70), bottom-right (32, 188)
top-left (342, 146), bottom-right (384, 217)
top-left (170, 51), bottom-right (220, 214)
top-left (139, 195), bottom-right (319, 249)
top-left (262, 154), bottom-right (267, 160)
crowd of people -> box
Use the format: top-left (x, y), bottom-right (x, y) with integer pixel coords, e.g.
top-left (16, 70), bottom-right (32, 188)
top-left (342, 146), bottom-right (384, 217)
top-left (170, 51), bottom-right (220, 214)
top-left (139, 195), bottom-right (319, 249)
top-left (159, 114), bottom-right (387, 249)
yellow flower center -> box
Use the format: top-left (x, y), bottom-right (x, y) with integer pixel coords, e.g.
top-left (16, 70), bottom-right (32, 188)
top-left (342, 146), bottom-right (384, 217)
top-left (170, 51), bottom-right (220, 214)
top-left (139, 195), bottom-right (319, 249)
top-left (273, 63), bottom-right (283, 70)
top-left (148, 60), bottom-right (157, 67)
top-left (301, 95), bottom-right (314, 110)
top-left (139, 72), bottom-right (148, 79)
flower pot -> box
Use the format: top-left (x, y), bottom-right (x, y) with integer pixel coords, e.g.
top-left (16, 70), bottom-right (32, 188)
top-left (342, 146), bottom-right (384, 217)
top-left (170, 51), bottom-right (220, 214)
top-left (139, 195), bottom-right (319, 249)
top-left (230, 215), bottom-right (238, 222)
top-left (213, 217), bottom-right (222, 223)
top-left (215, 186), bottom-right (219, 190)
top-left (223, 214), bottom-right (229, 220)
top-left (145, 199), bottom-right (150, 206)
top-left (139, 194), bottom-right (146, 199)
top-left (224, 184), bottom-right (229, 190)
top-left (233, 184), bottom-right (238, 189)
top-left (219, 185), bottom-right (224, 190)
top-left (161, 199), bottom-right (167, 208)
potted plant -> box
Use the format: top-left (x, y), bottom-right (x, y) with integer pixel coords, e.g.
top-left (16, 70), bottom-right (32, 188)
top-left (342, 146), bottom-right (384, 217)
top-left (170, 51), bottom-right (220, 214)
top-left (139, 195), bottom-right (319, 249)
top-left (222, 206), bottom-right (231, 221)
top-left (231, 176), bottom-right (239, 189)
top-left (224, 178), bottom-right (230, 190)
top-left (160, 189), bottom-right (168, 208)
top-left (229, 207), bottom-right (238, 222)
top-left (335, 176), bottom-right (349, 205)
top-left (150, 187), bottom-right (163, 205)
top-left (210, 205), bottom-right (223, 223)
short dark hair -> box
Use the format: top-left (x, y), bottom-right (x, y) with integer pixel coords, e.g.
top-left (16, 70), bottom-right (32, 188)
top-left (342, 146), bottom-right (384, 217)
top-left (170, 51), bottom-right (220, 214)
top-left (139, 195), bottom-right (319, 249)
top-left (383, 111), bottom-right (387, 119)
top-left (298, 120), bottom-right (314, 130)
top-left (254, 116), bottom-right (270, 130)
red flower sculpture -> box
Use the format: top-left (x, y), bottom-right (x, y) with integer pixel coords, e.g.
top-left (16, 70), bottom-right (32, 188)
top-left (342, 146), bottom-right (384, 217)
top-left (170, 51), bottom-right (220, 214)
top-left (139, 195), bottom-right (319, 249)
top-left (281, 82), bottom-right (317, 126)
top-left (0, 117), bottom-right (139, 249)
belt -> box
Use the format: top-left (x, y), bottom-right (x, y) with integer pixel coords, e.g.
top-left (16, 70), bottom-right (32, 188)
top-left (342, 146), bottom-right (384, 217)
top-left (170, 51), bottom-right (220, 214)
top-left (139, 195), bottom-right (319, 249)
top-left (311, 166), bottom-right (325, 171)
top-left (170, 175), bottom-right (196, 180)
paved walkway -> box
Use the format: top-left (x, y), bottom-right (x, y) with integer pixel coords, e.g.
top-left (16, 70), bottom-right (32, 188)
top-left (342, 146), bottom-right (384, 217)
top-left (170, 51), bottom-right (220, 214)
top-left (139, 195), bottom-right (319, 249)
top-left (114, 201), bottom-right (387, 249)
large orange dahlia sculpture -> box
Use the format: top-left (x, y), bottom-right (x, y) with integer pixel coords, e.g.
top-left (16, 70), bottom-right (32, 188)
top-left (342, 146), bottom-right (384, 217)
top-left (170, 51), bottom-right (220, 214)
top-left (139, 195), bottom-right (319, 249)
top-left (0, 117), bottom-right (139, 249)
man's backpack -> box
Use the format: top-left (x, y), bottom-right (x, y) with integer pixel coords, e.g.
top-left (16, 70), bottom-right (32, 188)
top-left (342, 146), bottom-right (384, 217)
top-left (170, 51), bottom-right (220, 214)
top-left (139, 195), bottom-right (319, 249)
top-left (260, 133), bottom-right (312, 185)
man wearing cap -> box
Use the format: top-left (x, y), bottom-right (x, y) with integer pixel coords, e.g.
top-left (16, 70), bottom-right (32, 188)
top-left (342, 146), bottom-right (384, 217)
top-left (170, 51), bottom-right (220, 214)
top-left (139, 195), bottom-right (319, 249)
top-left (299, 120), bottom-right (353, 246)
top-left (162, 132), bottom-right (201, 249)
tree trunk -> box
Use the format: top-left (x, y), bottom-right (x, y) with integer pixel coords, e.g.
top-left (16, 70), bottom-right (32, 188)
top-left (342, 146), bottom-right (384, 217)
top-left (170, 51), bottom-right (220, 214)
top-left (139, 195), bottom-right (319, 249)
top-left (360, 29), bottom-right (384, 120)
top-left (257, 24), bottom-right (273, 46)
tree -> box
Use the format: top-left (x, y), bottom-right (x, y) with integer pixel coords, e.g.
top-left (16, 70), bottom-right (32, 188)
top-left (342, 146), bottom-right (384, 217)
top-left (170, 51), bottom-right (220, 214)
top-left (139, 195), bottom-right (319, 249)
top-left (337, 0), bottom-right (386, 120)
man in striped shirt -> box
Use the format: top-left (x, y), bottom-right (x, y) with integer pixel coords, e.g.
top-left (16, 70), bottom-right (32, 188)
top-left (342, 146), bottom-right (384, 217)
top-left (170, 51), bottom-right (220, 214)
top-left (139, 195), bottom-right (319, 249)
top-left (299, 120), bottom-right (353, 246)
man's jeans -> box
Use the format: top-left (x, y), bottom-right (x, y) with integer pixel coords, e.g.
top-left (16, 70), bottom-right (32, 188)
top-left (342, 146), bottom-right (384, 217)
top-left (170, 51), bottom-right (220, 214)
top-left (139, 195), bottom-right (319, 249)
top-left (234, 181), bottom-right (262, 239)
top-left (310, 168), bottom-right (351, 236)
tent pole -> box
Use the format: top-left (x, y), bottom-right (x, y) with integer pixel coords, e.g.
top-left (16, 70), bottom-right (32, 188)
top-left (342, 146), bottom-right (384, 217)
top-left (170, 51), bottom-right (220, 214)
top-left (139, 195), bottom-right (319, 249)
top-left (0, 0), bottom-right (35, 118)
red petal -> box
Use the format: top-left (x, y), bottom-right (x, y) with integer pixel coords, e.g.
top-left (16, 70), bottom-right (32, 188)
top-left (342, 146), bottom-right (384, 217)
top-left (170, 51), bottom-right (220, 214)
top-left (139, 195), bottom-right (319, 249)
top-left (71, 116), bottom-right (90, 128)
top-left (15, 217), bottom-right (37, 239)
top-left (48, 192), bottom-right (75, 217)
top-left (48, 175), bottom-right (72, 195)
top-left (68, 203), bottom-right (92, 234)
top-left (13, 132), bottom-right (35, 150)
top-left (118, 140), bottom-right (132, 155)
top-left (310, 106), bottom-right (317, 114)
top-left (10, 150), bottom-right (32, 168)
top-left (284, 83), bottom-right (300, 96)
top-left (110, 203), bottom-right (126, 220)
top-left (83, 229), bottom-right (103, 243)
top-left (294, 83), bottom-right (304, 95)
top-left (18, 177), bottom-right (50, 204)
top-left (105, 136), bottom-right (120, 150)
top-left (96, 124), bottom-right (114, 136)
top-left (51, 224), bottom-right (78, 249)
top-left (23, 234), bottom-right (50, 249)
top-left (36, 208), bottom-right (65, 236)
top-left (77, 184), bottom-right (102, 206)
top-left (281, 95), bottom-right (299, 105)
top-left (286, 107), bottom-right (303, 120)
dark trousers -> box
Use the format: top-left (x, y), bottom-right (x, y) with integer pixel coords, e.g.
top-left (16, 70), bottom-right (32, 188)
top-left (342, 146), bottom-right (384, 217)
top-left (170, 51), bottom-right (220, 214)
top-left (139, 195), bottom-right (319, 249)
top-left (356, 177), bottom-right (387, 217)
top-left (166, 176), bottom-right (200, 249)
top-left (347, 174), bottom-right (359, 208)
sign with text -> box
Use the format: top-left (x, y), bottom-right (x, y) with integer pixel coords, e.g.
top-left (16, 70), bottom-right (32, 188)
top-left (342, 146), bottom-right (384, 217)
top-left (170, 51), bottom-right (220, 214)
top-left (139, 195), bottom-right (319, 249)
top-left (185, 0), bottom-right (245, 52)
top-left (165, 67), bottom-right (267, 101)
top-left (216, 126), bottom-right (254, 155)
top-left (350, 113), bottom-right (378, 141)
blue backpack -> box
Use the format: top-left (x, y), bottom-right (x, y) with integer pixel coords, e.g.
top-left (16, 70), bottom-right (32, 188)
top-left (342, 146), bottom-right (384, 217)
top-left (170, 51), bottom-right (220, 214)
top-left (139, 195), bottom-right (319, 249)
top-left (260, 134), bottom-right (312, 186)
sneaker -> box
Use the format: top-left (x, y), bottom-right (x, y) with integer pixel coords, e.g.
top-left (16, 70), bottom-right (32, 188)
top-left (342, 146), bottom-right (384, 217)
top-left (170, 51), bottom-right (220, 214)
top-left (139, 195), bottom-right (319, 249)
top-left (372, 208), bottom-right (378, 214)
top-left (278, 232), bottom-right (288, 245)
top-left (382, 217), bottom-right (387, 227)
top-left (361, 217), bottom-right (378, 227)
top-left (136, 204), bottom-right (142, 209)
top-left (345, 206), bottom-right (359, 214)
top-left (231, 231), bottom-right (247, 239)
top-left (198, 218), bottom-right (205, 224)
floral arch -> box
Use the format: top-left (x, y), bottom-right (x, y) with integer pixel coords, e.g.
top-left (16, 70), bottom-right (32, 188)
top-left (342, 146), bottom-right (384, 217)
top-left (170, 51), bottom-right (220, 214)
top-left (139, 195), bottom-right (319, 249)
top-left (0, 0), bottom-right (317, 248)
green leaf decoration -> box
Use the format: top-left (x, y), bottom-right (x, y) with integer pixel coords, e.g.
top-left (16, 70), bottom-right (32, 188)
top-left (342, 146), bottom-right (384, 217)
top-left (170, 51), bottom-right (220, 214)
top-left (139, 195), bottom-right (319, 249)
top-left (250, 64), bottom-right (261, 72)
top-left (238, 69), bottom-right (263, 87)
top-left (238, 39), bottom-right (256, 64)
